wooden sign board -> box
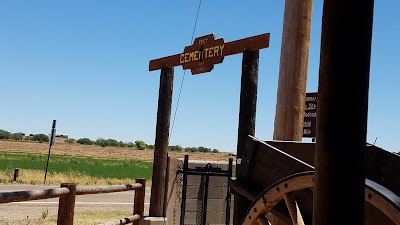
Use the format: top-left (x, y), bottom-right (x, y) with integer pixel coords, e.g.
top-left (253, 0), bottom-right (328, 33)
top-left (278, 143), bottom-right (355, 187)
top-left (149, 33), bottom-right (270, 75)
top-left (303, 92), bottom-right (317, 138)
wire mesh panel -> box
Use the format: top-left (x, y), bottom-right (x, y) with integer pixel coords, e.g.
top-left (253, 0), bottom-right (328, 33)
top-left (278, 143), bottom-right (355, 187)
top-left (180, 156), bottom-right (233, 225)
top-left (205, 176), bottom-right (230, 225)
top-left (184, 175), bottom-right (205, 225)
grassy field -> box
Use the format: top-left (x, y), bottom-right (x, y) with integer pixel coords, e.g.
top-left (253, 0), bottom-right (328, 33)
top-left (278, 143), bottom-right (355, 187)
top-left (0, 140), bottom-right (233, 185)
top-left (0, 153), bottom-right (152, 185)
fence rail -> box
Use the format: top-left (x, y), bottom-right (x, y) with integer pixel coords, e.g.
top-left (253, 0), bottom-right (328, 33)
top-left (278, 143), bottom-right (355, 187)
top-left (0, 178), bottom-right (146, 225)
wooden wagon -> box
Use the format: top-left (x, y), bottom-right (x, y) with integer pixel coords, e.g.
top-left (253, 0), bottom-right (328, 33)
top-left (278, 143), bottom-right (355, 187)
top-left (231, 135), bottom-right (400, 225)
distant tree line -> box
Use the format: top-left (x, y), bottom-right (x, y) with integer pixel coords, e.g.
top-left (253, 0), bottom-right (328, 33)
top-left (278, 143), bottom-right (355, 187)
top-left (0, 129), bottom-right (49, 142)
top-left (168, 145), bottom-right (219, 153)
top-left (0, 129), bottom-right (220, 153)
top-left (74, 137), bottom-right (147, 150)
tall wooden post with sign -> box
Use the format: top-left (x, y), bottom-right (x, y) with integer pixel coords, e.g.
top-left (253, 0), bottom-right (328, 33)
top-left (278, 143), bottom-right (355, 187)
top-left (271, 0), bottom-right (313, 225)
top-left (149, 33), bottom-right (270, 220)
top-left (273, 0), bottom-right (313, 141)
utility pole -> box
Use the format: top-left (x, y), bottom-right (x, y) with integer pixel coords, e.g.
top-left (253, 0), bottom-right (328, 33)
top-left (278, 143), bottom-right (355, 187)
top-left (272, 0), bottom-right (313, 224)
top-left (313, 1), bottom-right (374, 225)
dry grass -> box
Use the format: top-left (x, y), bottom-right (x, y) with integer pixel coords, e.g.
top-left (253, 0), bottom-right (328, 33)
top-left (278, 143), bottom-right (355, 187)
top-left (0, 210), bottom-right (133, 225)
top-left (0, 139), bottom-right (233, 162)
top-left (0, 169), bottom-right (139, 186)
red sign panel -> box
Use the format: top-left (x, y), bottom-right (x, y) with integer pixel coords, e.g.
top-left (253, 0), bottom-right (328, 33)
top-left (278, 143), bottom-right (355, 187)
top-left (303, 92), bottom-right (317, 138)
top-left (180, 34), bottom-right (225, 75)
top-left (149, 33), bottom-right (270, 75)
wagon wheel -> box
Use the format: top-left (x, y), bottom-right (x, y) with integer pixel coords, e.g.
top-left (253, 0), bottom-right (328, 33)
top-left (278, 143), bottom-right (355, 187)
top-left (241, 171), bottom-right (400, 225)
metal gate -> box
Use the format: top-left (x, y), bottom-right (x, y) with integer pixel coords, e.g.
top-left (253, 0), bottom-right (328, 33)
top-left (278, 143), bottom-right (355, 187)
top-left (179, 155), bottom-right (233, 225)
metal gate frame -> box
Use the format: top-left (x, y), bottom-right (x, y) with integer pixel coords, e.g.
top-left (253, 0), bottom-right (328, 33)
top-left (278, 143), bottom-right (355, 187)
top-left (178, 155), bottom-right (233, 225)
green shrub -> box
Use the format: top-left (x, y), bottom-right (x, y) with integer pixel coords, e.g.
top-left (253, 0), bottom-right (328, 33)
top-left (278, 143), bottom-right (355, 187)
top-left (184, 147), bottom-right (198, 152)
top-left (77, 138), bottom-right (94, 145)
top-left (95, 138), bottom-right (107, 147)
top-left (0, 130), bottom-right (11, 139)
top-left (211, 149), bottom-right (219, 153)
top-left (169, 145), bottom-right (183, 151)
top-left (198, 146), bottom-right (211, 153)
top-left (32, 134), bottom-right (49, 142)
top-left (135, 140), bottom-right (147, 150)
top-left (11, 133), bottom-right (24, 140)
top-left (126, 142), bottom-right (135, 148)
top-left (24, 136), bottom-right (32, 141)
top-left (65, 138), bottom-right (76, 144)
top-left (105, 138), bottom-right (120, 147)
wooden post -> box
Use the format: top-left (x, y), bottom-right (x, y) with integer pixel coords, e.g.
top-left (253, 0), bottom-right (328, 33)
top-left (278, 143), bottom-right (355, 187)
top-left (133, 178), bottom-right (146, 225)
top-left (13, 168), bottom-right (19, 182)
top-left (313, 1), bottom-right (374, 225)
top-left (233, 50), bottom-right (259, 225)
top-left (149, 67), bottom-right (174, 217)
top-left (273, 0), bottom-right (313, 141)
top-left (273, 0), bottom-right (313, 224)
top-left (57, 183), bottom-right (76, 225)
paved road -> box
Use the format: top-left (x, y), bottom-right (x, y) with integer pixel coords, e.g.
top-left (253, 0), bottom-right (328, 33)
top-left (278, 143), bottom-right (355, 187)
top-left (0, 184), bottom-right (152, 220)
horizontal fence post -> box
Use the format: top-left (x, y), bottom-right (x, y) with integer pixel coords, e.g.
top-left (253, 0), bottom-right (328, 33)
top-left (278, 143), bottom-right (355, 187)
top-left (0, 188), bottom-right (70, 204)
top-left (133, 178), bottom-right (146, 225)
top-left (76, 183), bottom-right (142, 195)
top-left (57, 183), bottom-right (77, 225)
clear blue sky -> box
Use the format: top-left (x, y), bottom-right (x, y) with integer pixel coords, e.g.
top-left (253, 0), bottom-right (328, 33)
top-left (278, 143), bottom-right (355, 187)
top-left (0, 1), bottom-right (399, 153)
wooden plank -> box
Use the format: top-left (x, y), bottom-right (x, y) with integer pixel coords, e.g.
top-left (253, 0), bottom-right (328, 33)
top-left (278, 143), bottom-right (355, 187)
top-left (365, 144), bottom-right (400, 197)
top-left (248, 139), bottom-right (313, 192)
top-left (223, 34), bottom-right (270, 56)
top-left (264, 140), bottom-right (314, 166)
top-left (261, 140), bottom-right (400, 198)
top-left (149, 33), bottom-right (269, 73)
top-left (230, 179), bottom-right (258, 202)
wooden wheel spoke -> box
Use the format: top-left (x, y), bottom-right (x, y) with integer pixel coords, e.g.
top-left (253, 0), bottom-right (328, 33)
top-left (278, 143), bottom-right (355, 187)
top-left (256, 214), bottom-right (270, 225)
top-left (283, 193), bottom-right (305, 225)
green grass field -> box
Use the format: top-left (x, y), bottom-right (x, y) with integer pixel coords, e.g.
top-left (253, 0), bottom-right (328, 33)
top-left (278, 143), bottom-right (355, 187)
top-left (0, 153), bottom-right (153, 180)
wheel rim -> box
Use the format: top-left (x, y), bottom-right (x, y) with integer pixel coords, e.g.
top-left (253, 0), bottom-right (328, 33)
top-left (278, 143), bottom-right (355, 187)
top-left (242, 171), bottom-right (400, 225)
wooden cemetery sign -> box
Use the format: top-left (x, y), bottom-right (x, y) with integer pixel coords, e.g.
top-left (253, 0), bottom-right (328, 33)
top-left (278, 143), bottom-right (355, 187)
top-left (149, 33), bottom-right (270, 75)
top-left (303, 92), bottom-right (317, 138)
top-left (148, 33), bottom-right (270, 217)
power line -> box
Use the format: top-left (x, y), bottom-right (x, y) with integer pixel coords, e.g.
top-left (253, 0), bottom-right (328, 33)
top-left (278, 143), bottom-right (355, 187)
top-left (169, 0), bottom-right (202, 143)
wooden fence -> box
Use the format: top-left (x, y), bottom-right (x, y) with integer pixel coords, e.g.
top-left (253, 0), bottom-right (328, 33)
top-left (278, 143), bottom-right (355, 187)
top-left (0, 178), bottom-right (146, 225)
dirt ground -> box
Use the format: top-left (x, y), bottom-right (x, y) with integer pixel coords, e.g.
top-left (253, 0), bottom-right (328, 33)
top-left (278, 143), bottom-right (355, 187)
top-left (0, 139), bottom-right (234, 162)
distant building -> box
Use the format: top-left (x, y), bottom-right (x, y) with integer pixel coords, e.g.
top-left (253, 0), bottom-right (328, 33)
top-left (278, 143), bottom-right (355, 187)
top-left (55, 134), bottom-right (69, 139)
top-left (15, 132), bottom-right (25, 136)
